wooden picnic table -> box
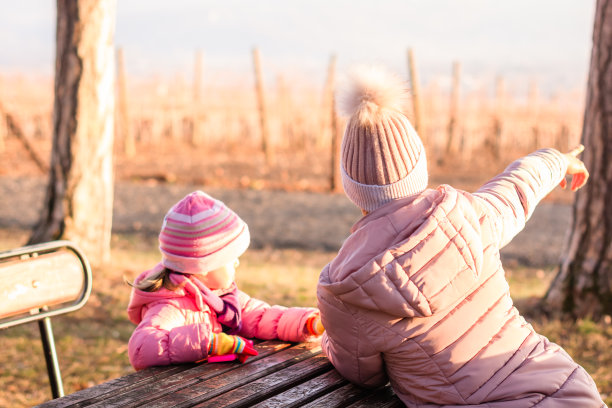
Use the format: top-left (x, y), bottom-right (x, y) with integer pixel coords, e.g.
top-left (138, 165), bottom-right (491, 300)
top-left (37, 339), bottom-right (403, 407)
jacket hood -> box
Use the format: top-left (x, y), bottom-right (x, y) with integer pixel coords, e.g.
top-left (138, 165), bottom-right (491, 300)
top-left (319, 186), bottom-right (483, 318)
top-left (127, 263), bottom-right (235, 324)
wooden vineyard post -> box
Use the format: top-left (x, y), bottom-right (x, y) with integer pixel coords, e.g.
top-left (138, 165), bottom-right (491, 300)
top-left (528, 81), bottom-right (539, 151)
top-left (491, 76), bottom-right (505, 160)
top-left (0, 74), bottom-right (4, 153)
top-left (558, 123), bottom-right (570, 152)
top-left (446, 61), bottom-right (461, 155)
top-left (0, 76), bottom-right (3, 152)
top-left (325, 55), bottom-right (341, 192)
top-left (407, 49), bottom-right (424, 138)
top-left (252, 48), bottom-right (272, 164)
top-left (276, 74), bottom-right (295, 149)
top-left (165, 91), bottom-right (177, 143)
top-left (192, 49), bottom-right (203, 147)
top-left (116, 47), bottom-right (133, 157)
top-left (0, 106), bottom-right (5, 153)
top-left (319, 55), bottom-right (336, 150)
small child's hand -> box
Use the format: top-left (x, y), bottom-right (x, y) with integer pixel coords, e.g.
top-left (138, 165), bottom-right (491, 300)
top-left (304, 315), bottom-right (325, 336)
top-left (208, 332), bottom-right (258, 363)
top-left (560, 144), bottom-right (589, 192)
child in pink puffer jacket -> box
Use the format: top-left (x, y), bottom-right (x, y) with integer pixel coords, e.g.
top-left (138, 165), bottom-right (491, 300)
top-left (317, 66), bottom-right (605, 407)
top-left (127, 190), bottom-right (324, 371)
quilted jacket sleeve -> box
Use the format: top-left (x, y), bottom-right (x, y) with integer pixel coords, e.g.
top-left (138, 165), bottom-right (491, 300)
top-left (128, 301), bottom-right (214, 370)
top-left (472, 148), bottom-right (568, 248)
top-left (238, 290), bottom-right (319, 342)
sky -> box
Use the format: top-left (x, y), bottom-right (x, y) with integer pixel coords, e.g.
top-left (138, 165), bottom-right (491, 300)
top-left (0, 0), bottom-right (597, 96)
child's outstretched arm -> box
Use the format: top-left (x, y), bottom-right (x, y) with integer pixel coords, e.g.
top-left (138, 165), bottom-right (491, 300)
top-left (236, 290), bottom-right (322, 342)
top-left (472, 146), bottom-right (587, 248)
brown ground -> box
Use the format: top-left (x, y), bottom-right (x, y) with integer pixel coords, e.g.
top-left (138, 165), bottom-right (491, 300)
top-left (0, 136), bottom-right (575, 266)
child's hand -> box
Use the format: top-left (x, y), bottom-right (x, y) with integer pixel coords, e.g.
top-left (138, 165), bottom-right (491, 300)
top-left (560, 145), bottom-right (589, 192)
top-left (304, 315), bottom-right (325, 336)
top-left (208, 332), bottom-right (258, 363)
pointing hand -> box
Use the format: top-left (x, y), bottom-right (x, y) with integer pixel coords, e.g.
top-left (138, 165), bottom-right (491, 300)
top-left (560, 145), bottom-right (589, 191)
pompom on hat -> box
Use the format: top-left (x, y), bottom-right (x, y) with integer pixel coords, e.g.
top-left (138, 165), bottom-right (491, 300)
top-left (338, 66), bottom-right (428, 212)
top-left (159, 191), bottom-right (250, 274)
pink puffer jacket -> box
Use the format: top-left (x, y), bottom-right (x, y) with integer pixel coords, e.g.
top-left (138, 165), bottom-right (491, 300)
top-left (128, 266), bottom-right (318, 370)
top-left (318, 149), bottom-right (605, 407)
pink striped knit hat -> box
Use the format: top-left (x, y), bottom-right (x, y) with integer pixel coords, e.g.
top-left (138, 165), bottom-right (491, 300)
top-left (338, 66), bottom-right (428, 212)
top-left (159, 191), bottom-right (250, 274)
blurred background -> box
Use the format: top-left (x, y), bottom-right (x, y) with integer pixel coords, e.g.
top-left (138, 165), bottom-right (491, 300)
top-left (0, 0), bottom-right (597, 190)
top-left (2, 2), bottom-right (610, 407)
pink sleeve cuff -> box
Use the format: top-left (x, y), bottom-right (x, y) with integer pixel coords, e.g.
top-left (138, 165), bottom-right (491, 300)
top-left (278, 308), bottom-right (319, 342)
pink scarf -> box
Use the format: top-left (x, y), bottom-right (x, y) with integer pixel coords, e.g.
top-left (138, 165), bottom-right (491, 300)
top-left (170, 273), bottom-right (242, 334)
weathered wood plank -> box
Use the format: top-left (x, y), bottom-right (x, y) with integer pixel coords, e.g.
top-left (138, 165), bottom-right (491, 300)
top-left (197, 354), bottom-right (332, 407)
top-left (37, 340), bottom-right (285, 407)
top-left (346, 384), bottom-right (403, 407)
top-left (299, 382), bottom-right (374, 408)
top-left (144, 342), bottom-right (321, 408)
top-left (36, 364), bottom-right (186, 407)
top-left (37, 364), bottom-right (193, 408)
top-left (250, 368), bottom-right (349, 408)
top-left (81, 341), bottom-right (294, 408)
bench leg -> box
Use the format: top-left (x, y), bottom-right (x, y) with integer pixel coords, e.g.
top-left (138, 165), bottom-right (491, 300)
top-left (38, 317), bottom-right (64, 398)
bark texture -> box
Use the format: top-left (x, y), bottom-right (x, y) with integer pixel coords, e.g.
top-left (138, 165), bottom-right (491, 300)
top-left (29, 0), bottom-right (116, 267)
top-left (543, 0), bottom-right (612, 319)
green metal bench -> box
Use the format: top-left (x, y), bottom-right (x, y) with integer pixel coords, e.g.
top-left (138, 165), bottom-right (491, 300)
top-left (0, 240), bottom-right (92, 399)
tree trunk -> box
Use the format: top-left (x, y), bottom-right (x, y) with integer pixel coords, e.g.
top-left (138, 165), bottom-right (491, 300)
top-left (28, 0), bottom-right (116, 267)
top-left (543, 0), bottom-right (612, 319)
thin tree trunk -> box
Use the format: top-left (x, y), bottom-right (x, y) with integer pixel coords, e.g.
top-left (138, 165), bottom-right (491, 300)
top-left (252, 48), bottom-right (272, 164)
top-left (407, 49), bottom-right (423, 138)
top-left (0, 109), bottom-right (5, 153)
top-left (116, 47), bottom-right (132, 157)
top-left (318, 55), bottom-right (336, 151)
top-left (528, 81), bottom-right (540, 151)
top-left (543, 0), bottom-right (612, 319)
top-left (28, 0), bottom-right (116, 267)
top-left (192, 49), bottom-right (203, 147)
top-left (276, 74), bottom-right (295, 149)
top-left (490, 76), bottom-right (504, 160)
top-left (324, 55), bottom-right (341, 192)
top-left (446, 61), bottom-right (461, 155)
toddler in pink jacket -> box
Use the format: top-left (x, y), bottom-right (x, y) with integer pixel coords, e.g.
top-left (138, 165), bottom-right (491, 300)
top-left (317, 67), bottom-right (605, 407)
top-left (127, 190), bottom-right (324, 370)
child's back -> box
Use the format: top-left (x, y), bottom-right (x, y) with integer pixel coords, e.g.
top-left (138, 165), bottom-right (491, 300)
top-left (317, 67), bottom-right (604, 407)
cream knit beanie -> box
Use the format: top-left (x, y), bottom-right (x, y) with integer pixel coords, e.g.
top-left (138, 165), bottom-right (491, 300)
top-left (338, 66), bottom-right (428, 212)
